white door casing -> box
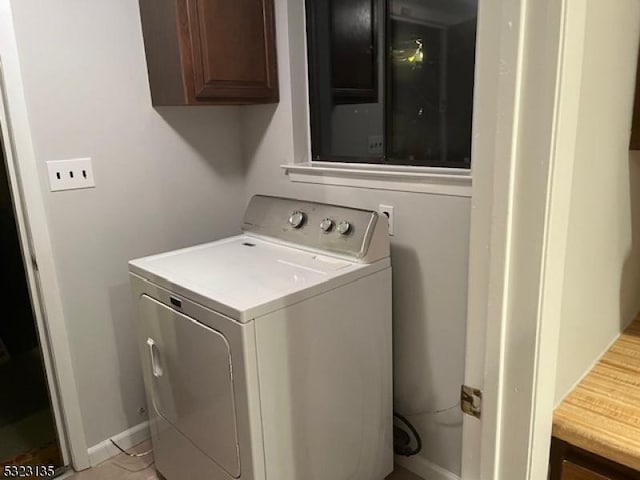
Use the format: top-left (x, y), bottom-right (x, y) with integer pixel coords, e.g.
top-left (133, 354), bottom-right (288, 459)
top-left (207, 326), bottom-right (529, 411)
top-left (462, 0), bottom-right (526, 473)
top-left (463, 0), bottom-right (584, 478)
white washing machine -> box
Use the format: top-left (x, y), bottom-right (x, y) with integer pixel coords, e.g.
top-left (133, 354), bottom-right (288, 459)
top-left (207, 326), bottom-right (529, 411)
top-left (129, 195), bottom-right (393, 480)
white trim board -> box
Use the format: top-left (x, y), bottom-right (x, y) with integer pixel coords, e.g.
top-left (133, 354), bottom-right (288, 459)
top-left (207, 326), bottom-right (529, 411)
top-left (283, 162), bottom-right (472, 197)
top-left (396, 455), bottom-right (460, 480)
top-left (87, 421), bottom-right (150, 467)
top-left (461, 0), bottom-right (576, 477)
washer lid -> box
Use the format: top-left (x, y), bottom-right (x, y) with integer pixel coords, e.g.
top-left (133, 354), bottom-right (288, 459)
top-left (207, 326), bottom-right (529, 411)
top-left (129, 235), bottom-right (389, 322)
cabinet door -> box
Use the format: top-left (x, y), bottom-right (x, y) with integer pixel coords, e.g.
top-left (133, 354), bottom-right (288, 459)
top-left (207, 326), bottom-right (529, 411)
top-left (550, 438), bottom-right (639, 480)
top-left (563, 461), bottom-right (611, 480)
top-left (185, 0), bottom-right (278, 102)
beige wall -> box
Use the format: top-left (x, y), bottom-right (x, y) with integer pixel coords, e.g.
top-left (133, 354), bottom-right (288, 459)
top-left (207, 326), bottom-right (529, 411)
top-left (555, 0), bottom-right (640, 405)
top-left (241, 0), bottom-right (471, 475)
top-left (9, 0), bottom-right (246, 447)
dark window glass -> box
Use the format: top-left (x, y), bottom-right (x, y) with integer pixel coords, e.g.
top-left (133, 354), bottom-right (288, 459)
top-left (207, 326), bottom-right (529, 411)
top-left (305, 0), bottom-right (478, 168)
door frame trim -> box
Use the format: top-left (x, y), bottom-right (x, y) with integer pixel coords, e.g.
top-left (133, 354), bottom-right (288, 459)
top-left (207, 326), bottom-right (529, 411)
top-left (464, 0), bottom-right (578, 478)
top-left (0, 2), bottom-right (90, 470)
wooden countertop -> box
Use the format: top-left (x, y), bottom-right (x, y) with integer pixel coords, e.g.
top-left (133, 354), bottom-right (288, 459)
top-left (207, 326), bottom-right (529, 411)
top-left (553, 317), bottom-right (640, 471)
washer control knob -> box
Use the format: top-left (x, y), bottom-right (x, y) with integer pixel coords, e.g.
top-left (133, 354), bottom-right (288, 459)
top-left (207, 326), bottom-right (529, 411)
top-left (337, 221), bottom-right (352, 235)
top-left (288, 211), bottom-right (306, 229)
top-left (320, 218), bottom-right (334, 232)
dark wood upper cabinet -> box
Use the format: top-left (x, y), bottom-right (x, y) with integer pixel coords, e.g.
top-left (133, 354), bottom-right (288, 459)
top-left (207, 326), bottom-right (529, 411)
top-left (139, 0), bottom-right (279, 105)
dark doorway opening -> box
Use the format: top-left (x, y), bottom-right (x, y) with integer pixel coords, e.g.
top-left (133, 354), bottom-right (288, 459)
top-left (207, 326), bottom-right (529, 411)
top-left (0, 134), bottom-right (62, 471)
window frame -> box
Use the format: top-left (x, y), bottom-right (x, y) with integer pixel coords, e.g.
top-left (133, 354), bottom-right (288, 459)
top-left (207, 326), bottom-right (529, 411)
top-left (287, 0), bottom-right (474, 196)
top-left (304, 0), bottom-right (477, 172)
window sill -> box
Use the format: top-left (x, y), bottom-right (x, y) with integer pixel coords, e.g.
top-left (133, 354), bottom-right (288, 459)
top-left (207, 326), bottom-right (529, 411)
top-left (281, 162), bottom-right (472, 197)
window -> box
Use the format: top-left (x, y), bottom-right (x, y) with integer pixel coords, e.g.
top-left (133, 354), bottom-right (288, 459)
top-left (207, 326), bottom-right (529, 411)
top-left (305, 0), bottom-right (478, 169)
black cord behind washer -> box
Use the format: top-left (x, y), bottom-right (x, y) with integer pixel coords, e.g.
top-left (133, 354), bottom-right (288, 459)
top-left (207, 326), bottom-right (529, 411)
top-left (393, 411), bottom-right (422, 456)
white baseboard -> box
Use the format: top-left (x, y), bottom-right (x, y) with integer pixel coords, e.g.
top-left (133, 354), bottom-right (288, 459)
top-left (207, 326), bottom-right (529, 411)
top-left (87, 421), bottom-right (150, 467)
top-left (395, 454), bottom-right (460, 480)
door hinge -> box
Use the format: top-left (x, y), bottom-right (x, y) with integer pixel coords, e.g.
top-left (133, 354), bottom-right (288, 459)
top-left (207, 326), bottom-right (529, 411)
top-left (461, 384), bottom-right (482, 419)
top-left (31, 253), bottom-right (38, 271)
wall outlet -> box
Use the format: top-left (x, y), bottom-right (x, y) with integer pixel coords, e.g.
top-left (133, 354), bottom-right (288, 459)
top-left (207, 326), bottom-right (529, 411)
top-left (378, 204), bottom-right (395, 235)
top-left (47, 158), bottom-right (95, 192)
top-left (368, 135), bottom-right (384, 155)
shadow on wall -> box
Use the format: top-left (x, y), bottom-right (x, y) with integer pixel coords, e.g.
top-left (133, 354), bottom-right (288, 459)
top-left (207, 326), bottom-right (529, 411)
top-left (108, 282), bottom-right (147, 430)
top-left (390, 243), bottom-right (431, 413)
top-left (391, 242), bottom-right (463, 472)
top-left (154, 106), bottom-right (246, 178)
top-left (240, 104), bottom-right (279, 169)
top-left (620, 151), bottom-right (640, 333)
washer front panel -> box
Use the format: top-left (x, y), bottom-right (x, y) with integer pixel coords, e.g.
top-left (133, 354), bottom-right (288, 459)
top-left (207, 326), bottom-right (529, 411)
top-left (139, 295), bottom-right (241, 478)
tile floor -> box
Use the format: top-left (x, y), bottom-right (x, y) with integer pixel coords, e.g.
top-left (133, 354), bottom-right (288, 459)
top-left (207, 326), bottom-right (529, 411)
top-left (64, 441), bottom-right (423, 480)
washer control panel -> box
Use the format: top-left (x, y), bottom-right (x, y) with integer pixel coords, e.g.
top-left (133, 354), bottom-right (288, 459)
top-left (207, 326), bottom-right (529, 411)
top-left (242, 195), bottom-right (385, 260)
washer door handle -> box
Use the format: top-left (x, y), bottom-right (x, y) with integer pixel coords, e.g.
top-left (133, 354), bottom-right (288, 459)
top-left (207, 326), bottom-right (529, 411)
top-left (147, 338), bottom-right (163, 378)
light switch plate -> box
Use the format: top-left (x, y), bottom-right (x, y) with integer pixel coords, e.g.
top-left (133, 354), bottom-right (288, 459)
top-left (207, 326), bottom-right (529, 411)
top-left (47, 158), bottom-right (95, 192)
